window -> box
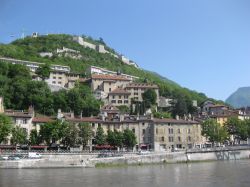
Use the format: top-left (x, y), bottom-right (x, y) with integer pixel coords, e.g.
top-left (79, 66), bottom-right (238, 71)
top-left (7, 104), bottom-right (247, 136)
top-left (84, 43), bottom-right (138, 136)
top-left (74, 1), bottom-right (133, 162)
top-left (161, 137), bottom-right (165, 141)
top-left (134, 97), bottom-right (138, 100)
top-left (188, 129), bottom-right (191, 134)
top-left (134, 88), bottom-right (138, 91)
top-left (156, 128), bottom-right (158, 134)
top-left (98, 123), bottom-right (101, 128)
top-left (109, 88), bottom-right (111, 92)
top-left (178, 129), bottom-right (181, 134)
top-left (111, 100), bottom-right (116, 103)
top-left (169, 128), bottom-right (173, 134)
top-left (92, 123), bottom-right (95, 128)
top-left (53, 76), bottom-right (56, 79)
top-left (124, 95), bottom-right (128, 99)
top-left (132, 129), bottom-right (135, 133)
top-left (169, 137), bottom-right (174, 142)
top-left (134, 92), bottom-right (138, 96)
top-left (109, 82), bottom-right (111, 85)
top-left (142, 129), bottom-right (145, 135)
top-left (178, 136), bottom-right (181, 142)
top-left (58, 77), bottom-right (62, 79)
top-left (142, 123), bottom-right (145, 126)
top-left (118, 100), bottom-right (122, 104)
top-left (113, 96), bottom-right (115, 99)
top-left (124, 100), bottom-right (129, 104)
top-left (119, 95), bottom-right (122, 99)
top-left (52, 81), bottom-right (56, 84)
top-left (188, 136), bottom-right (191, 142)
top-left (58, 81), bottom-right (62, 84)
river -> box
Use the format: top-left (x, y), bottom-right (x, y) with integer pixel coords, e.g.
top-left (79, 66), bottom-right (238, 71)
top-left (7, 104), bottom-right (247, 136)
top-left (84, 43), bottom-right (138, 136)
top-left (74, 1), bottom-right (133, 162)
top-left (0, 160), bottom-right (250, 187)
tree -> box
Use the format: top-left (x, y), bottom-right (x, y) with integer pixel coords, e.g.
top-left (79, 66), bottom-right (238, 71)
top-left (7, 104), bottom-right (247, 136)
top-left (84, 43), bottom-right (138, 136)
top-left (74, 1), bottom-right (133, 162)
top-left (78, 123), bottom-right (92, 149)
top-left (117, 105), bottom-right (130, 114)
top-left (106, 130), bottom-right (116, 147)
top-left (95, 126), bottom-right (106, 145)
top-left (11, 126), bottom-right (27, 146)
top-left (123, 129), bottom-right (137, 150)
top-left (0, 114), bottom-right (13, 144)
top-left (35, 63), bottom-right (50, 80)
top-left (142, 89), bottom-right (157, 108)
top-left (114, 130), bottom-right (124, 148)
top-left (61, 123), bottom-right (79, 149)
top-left (202, 119), bottom-right (228, 144)
top-left (39, 120), bottom-right (65, 145)
top-left (29, 129), bottom-right (40, 145)
top-left (171, 95), bottom-right (188, 117)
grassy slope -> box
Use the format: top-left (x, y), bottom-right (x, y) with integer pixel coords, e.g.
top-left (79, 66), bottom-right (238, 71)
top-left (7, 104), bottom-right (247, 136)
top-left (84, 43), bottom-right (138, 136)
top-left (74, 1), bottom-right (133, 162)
top-left (0, 34), bottom-right (218, 105)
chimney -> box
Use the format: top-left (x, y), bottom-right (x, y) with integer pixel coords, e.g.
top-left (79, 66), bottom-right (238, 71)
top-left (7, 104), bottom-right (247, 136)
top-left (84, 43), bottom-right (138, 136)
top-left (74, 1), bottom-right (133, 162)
top-left (120, 114), bottom-right (124, 122)
top-left (0, 97), bottom-right (4, 113)
top-left (28, 105), bottom-right (35, 117)
top-left (70, 111), bottom-right (74, 118)
top-left (57, 109), bottom-right (63, 119)
top-left (176, 115), bottom-right (179, 120)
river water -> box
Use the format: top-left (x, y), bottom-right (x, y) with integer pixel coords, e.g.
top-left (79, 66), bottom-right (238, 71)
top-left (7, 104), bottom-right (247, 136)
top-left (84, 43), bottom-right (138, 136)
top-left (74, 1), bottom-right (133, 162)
top-left (0, 160), bottom-right (250, 187)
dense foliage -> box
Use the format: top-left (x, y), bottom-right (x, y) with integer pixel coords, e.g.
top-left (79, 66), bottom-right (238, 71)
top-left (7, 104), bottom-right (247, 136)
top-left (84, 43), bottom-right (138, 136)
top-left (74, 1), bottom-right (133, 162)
top-left (0, 114), bottom-right (13, 143)
top-left (0, 62), bottom-right (101, 116)
top-left (0, 34), bottom-right (223, 116)
top-left (202, 119), bottom-right (229, 144)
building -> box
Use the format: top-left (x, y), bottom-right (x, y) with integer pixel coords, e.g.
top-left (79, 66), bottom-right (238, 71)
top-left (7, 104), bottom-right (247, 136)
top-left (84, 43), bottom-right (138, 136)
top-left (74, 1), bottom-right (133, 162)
top-left (0, 57), bottom-right (70, 73)
top-left (96, 44), bottom-right (109, 54)
top-left (158, 96), bottom-right (173, 109)
top-left (46, 71), bottom-right (80, 89)
top-left (64, 112), bottom-right (203, 151)
top-left (108, 88), bottom-right (131, 106)
top-left (72, 36), bottom-right (96, 50)
top-left (87, 66), bottom-right (139, 80)
top-left (91, 74), bottom-right (132, 100)
top-left (152, 118), bottom-right (204, 151)
top-left (3, 107), bottom-right (34, 144)
top-left (124, 83), bottom-right (160, 105)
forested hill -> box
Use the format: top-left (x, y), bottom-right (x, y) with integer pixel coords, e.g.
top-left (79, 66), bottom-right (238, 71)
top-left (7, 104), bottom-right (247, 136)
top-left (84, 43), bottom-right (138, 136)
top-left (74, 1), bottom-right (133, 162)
top-left (0, 34), bottom-right (219, 107)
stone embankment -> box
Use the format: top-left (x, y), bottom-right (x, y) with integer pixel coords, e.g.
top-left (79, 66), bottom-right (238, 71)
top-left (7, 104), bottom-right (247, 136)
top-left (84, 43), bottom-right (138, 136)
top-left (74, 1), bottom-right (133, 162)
top-left (1, 147), bottom-right (250, 169)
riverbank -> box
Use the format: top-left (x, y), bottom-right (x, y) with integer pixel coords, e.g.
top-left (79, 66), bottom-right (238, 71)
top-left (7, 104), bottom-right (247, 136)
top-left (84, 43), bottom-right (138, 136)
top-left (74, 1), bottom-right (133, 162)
top-left (1, 147), bottom-right (250, 169)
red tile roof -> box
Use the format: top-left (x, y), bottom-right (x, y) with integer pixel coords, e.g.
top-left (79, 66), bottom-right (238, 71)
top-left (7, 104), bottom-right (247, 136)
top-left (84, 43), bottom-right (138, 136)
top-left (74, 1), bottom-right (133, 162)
top-left (91, 74), bottom-right (131, 81)
top-left (66, 117), bottom-right (102, 123)
top-left (32, 117), bottom-right (54, 123)
top-left (153, 118), bottom-right (199, 124)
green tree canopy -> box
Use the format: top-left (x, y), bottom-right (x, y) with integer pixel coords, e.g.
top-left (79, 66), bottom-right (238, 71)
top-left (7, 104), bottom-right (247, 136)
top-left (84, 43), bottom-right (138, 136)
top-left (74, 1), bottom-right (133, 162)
top-left (123, 129), bottom-right (137, 150)
top-left (142, 89), bottom-right (157, 108)
top-left (0, 114), bottom-right (13, 144)
top-left (202, 119), bottom-right (229, 144)
top-left (78, 122), bottom-right (92, 148)
top-left (95, 126), bottom-right (106, 146)
top-left (35, 63), bottom-right (50, 80)
top-left (11, 126), bottom-right (27, 146)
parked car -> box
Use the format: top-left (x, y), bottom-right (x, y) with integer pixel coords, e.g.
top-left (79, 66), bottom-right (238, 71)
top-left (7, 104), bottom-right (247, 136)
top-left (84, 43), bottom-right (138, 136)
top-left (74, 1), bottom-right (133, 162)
top-left (8, 155), bottom-right (21, 160)
top-left (28, 152), bottom-right (42, 159)
top-left (0, 156), bottom-right (8, 160)
top-left (138, 150), bottom-right (151, 155)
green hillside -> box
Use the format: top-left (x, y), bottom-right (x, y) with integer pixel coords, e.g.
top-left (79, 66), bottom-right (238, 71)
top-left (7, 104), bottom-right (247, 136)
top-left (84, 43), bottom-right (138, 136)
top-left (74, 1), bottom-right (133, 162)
top-left (0, 34), bottom-right (220, 115)
top-left (226, 87), bottom-right (250, 108)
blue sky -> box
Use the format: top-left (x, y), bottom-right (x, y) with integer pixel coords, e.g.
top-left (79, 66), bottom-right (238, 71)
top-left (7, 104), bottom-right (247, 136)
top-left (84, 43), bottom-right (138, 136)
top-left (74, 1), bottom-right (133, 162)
top-left (0, 0), bottom-right (250, 101)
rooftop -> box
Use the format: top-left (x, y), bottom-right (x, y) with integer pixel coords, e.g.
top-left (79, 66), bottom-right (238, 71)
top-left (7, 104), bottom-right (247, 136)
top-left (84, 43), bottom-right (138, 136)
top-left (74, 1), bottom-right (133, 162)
top-left (126, 83), bottom-right (159, 89)
top-left (109, 88), bottom-right (131, 95)
top-left (91, 74), bottom-right (131, 81)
